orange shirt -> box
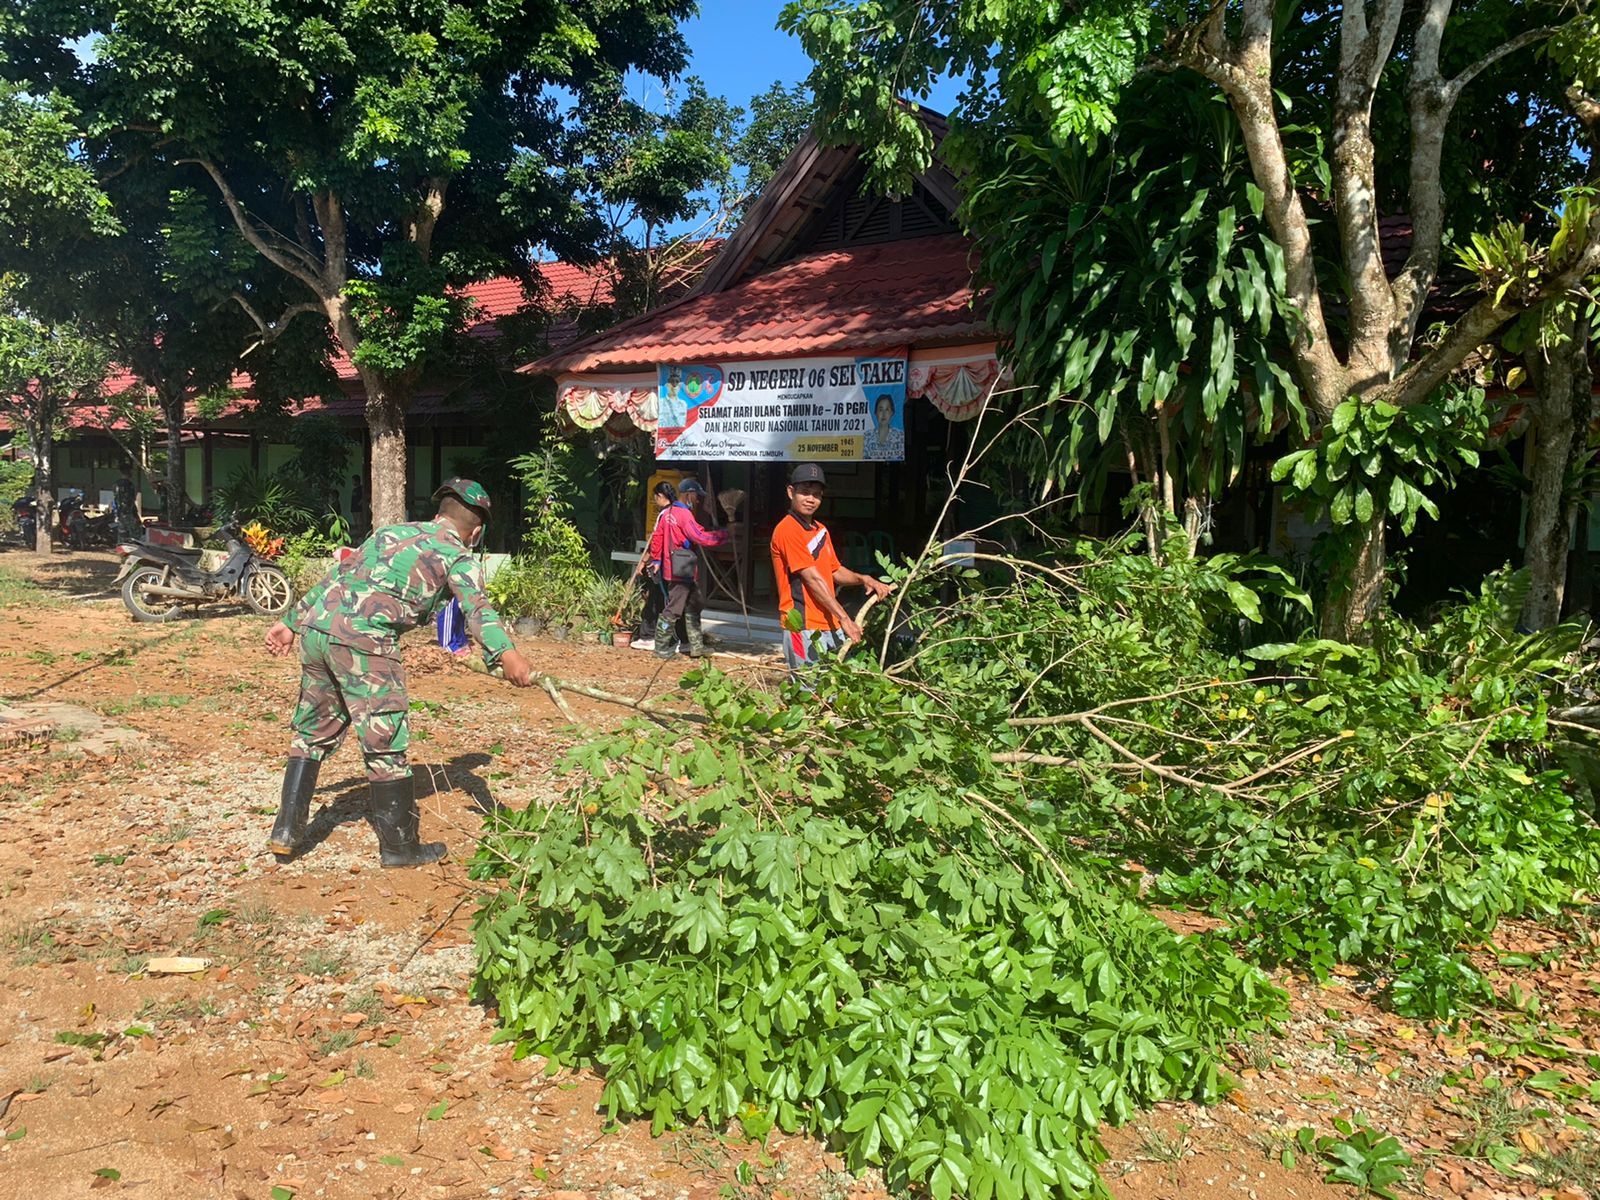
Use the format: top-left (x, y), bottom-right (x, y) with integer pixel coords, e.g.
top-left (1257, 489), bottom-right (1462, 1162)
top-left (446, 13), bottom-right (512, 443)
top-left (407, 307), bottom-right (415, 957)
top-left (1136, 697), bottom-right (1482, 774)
top-left (769, 512), bottom-right (842, 631)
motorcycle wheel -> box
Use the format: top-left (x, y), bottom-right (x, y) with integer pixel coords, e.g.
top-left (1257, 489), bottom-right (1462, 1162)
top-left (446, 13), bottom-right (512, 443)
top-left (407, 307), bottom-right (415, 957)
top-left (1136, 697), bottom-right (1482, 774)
top-left (244, 565), bottom-right (295, 617)
top-left (121, 565), bottom-right (184, 623)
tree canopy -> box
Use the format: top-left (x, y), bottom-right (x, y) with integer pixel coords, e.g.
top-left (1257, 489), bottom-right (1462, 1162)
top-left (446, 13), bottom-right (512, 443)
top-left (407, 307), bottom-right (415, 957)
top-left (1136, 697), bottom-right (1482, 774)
top-left (4, 0), bottom-right (697, 525)
top-left (782, 0), bottom-right (1600, 637)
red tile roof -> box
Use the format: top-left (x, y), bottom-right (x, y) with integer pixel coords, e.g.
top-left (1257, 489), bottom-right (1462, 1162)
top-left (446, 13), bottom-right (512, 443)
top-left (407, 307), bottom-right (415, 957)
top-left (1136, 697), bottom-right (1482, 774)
top-left (3, 263), bottom-right (618, 435)
top-left (328, 265), bottom-right (612, 380)
top-left (527, 234), bottom-right (987, 374)
top-left (77, 263), bottom-right (613, 413)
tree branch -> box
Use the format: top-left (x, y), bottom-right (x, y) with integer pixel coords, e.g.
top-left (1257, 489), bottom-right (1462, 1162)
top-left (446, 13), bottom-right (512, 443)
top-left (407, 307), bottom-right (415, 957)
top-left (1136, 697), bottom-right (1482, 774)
top-left (1331, 0), bottom-right (1405, 385)
top-left (311, 189), bottom-right (348, 294)
top-left (1175, 39), bottom-right (1345, 418)
top-left (1393, 13), bottom-right (1557, 358)
top-left (1447, 25), bottom-right (1556, 99)
top-left (231, 293), bottom-right (324, 352)
top-left (1381, 230), bottom-right (1600, 411)
top-left (179, 158), bottom-right (328, 296)
top-left (408, 175), bottom-right (449, 265)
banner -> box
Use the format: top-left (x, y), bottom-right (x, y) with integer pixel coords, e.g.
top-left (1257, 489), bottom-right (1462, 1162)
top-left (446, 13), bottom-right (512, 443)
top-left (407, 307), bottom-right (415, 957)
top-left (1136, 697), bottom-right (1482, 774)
top-left (654, 353), bottom-right (907, 462)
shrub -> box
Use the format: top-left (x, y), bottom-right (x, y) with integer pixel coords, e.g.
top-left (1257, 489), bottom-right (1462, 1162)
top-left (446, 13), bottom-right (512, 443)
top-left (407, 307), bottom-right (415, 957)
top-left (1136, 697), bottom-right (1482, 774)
top-left (488, 446), bottom-right (603, 626)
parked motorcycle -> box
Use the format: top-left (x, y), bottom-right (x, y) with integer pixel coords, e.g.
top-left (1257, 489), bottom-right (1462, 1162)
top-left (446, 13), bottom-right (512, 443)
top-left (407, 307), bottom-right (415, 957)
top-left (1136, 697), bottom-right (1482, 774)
top-left (58, 493), bottom-right (116, 550)
top-left (115, 522), bottom-right (295, 622)
top-left (11, 496), bottom-right (36, 547)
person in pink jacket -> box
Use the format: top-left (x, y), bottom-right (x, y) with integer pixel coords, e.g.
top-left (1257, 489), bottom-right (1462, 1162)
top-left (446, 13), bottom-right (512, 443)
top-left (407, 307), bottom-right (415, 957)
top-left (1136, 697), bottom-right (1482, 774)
top-left (644, 480), bottom-right (728, 658)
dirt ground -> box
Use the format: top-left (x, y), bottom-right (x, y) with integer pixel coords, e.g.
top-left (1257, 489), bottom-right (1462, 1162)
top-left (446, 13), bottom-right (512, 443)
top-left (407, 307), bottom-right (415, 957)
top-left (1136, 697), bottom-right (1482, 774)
top-left (0, 548), bottom-right (1595, 1200)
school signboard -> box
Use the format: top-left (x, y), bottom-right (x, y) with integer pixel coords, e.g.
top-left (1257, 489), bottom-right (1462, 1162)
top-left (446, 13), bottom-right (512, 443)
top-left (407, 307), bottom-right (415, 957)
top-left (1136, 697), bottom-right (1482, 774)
top-left (653, 353), bottom-right (907, 462)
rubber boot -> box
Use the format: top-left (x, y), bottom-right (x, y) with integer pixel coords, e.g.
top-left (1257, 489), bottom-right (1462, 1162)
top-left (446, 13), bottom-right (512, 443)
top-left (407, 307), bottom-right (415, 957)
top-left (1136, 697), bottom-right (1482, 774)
top-left (268, 757), bottom-right (320, 859)
top-left (369, 776), bottom-right (447, 868)
top-left (653, 614), bottom-right (677, 659)
top-left (685, 611), bottom-right (707, 658)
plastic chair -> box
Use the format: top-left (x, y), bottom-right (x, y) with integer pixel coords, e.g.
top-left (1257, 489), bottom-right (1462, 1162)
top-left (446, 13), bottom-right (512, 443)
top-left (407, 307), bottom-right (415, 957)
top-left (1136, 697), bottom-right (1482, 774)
top-left (842, 530), bottom-right (869, 572)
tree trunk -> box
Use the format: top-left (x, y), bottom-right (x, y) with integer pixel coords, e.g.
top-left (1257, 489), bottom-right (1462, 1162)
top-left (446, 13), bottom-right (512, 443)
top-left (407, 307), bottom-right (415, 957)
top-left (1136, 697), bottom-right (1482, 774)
top-left (1520, 309), bottom-right (1594, 629)
top-left (1321, 509), bottom-right (1386, 642)
top-left (1569, 500), bottom-right (1594, 621)
top-left (363, 368), bottom-right (410, 528)
top-left (162, 391), bottom-right (186, 523)
top-left (33, 424), bottom-right (54, 553)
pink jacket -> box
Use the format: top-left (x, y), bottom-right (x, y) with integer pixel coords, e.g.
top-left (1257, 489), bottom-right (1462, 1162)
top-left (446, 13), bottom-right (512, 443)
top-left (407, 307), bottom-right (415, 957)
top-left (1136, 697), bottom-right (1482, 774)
top-left (647, 502), bottom-right (728, 582)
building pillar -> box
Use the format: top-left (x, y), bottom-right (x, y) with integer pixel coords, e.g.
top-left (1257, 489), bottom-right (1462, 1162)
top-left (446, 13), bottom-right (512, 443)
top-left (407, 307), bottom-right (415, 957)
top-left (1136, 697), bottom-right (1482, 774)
top-left (202, 431), bottom-right (214, 499)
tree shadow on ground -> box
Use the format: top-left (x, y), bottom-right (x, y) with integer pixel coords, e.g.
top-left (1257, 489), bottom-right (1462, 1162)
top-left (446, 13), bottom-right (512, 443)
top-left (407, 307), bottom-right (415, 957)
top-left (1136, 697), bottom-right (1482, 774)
top-left (9, 549), bottom-right (123, 598)
top-left (283, 752), bottom-right (501, 862)
top-left (415, 752), bottom-right (499, 815)
top-left (293, 779), bottom-right (372, 859)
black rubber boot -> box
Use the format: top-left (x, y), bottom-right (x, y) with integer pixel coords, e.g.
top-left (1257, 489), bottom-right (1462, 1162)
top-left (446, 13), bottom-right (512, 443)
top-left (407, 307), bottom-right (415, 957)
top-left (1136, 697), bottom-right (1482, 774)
top-left (653, 615), bottom-right (677, 659)
top-left (268, 757), bottom-right (320, 859)
top-left (685, 611), bottom-right (707, 658)
top-left (369, 776), bottom-right (447, 868)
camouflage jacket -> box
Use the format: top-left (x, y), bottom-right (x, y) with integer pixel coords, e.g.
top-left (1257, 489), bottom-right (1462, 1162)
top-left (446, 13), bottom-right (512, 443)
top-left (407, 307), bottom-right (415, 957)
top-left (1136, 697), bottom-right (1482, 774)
top-left (287, 520), bottom-right (515, 665)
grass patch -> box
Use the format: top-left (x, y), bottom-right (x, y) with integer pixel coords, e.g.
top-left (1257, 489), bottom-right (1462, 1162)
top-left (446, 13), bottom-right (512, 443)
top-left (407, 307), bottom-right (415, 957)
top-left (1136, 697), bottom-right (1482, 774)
top-left (346, 991), bottom-right (385, 1021)
top-left (317, 1029), bottom-right (358, 1057)
top-left (2, 919), bottom-right (64, 966)
top-left (301, 949), bottom-right (349, 978)
top-left (101, 694), bottom-right (191, 717)
top-left (237, 901), bottom-right (282, 932)
top-left (0, 564), bottom-right (49, 608)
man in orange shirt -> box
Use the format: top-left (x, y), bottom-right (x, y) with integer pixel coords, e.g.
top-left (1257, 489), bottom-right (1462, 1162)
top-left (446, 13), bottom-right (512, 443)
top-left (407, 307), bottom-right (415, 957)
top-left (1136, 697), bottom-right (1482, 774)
top-left (769, 463), bottom-right (892, 675)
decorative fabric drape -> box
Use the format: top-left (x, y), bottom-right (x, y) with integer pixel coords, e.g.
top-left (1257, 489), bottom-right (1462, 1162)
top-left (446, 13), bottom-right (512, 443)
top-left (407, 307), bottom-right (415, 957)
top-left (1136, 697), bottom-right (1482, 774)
top-left (908, 358), bottom-right (1003, 422)
top-left (559, 384), bottom-right (658, 432)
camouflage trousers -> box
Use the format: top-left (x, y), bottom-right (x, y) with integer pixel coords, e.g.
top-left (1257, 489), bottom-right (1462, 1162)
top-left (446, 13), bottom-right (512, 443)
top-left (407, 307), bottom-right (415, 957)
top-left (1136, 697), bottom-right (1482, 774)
top-left (287, 628), bottom-right (410, 782)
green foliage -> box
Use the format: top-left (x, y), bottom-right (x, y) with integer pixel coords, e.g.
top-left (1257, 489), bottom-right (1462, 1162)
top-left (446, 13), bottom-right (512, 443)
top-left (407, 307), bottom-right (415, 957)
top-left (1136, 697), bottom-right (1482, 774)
top-left (0, 86), bottom-right (119, 249)
top-left (1272, 390), bottom-right (1491, 536)
top-left (474, 544), bottom-right (1600, 1200)
top-left (212, 467), bottom-right (314, 533)
top-left (473, 664), bottom-right (1281, 1200)
top-left (779, 0), bottom-right (1172, 193)
top-left (0, 303), bottom-right (110, 499)
top-left (0, 458), bottom-right (33, 530)
top-left (345, 252), bottom-right (468, 375)
top-left (894, 549), bottom-right (1599, 1020)
top-left (965, 75), bottom-right (1303, 512)
top-left (1294, 1118), bottom-right (1412, 1200)
top-left (277, 516), bottom-right (351, 594)
top-left (487, 445), bottom-right (602, 625)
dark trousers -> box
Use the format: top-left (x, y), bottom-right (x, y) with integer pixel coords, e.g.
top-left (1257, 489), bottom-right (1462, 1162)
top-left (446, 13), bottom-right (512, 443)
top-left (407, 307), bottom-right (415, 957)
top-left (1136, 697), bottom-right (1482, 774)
top-left (640, 573), bottom-right (688, 641)
top-left (664, 575), bottom-right (705, 620)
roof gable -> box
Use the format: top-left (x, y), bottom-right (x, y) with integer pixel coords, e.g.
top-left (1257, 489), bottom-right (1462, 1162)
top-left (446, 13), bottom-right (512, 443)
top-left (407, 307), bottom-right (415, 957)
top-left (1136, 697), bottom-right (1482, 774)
top-left (693, 106), bottom-right (960, 295)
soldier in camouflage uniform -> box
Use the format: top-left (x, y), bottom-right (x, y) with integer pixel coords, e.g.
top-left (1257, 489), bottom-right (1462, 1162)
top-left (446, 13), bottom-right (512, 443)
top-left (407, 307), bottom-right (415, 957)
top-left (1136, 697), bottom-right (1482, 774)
top-left (112, 464), bottom-right (142, 543)
top-left (263, 479), bottom-right (535, 867)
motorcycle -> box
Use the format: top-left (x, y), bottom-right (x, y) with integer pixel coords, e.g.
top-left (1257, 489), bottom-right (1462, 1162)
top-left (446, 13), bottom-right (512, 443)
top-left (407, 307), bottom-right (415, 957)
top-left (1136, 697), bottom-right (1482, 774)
top-left (58, 493), bottom-right (116, 550)
top-left (11, 496), bottom-right (36, 547)
top-left (115, 522), bottom-right (295, 622)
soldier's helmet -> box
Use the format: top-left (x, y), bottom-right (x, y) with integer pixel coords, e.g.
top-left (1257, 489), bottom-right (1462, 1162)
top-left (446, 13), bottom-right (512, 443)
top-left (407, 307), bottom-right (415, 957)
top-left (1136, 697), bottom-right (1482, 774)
top-left (432, 478), bottom-right (492, 523)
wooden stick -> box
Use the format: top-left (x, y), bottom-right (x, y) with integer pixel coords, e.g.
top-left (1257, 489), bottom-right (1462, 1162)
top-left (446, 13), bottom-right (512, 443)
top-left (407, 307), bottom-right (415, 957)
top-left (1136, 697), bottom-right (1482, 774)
top-left (462, 656), bottom-right (695, 721)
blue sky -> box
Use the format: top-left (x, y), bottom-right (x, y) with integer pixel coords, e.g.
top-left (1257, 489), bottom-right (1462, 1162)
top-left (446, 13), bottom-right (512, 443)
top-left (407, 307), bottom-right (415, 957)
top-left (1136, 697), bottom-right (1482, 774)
top-left (672, 1), bottom-right (963, 116)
